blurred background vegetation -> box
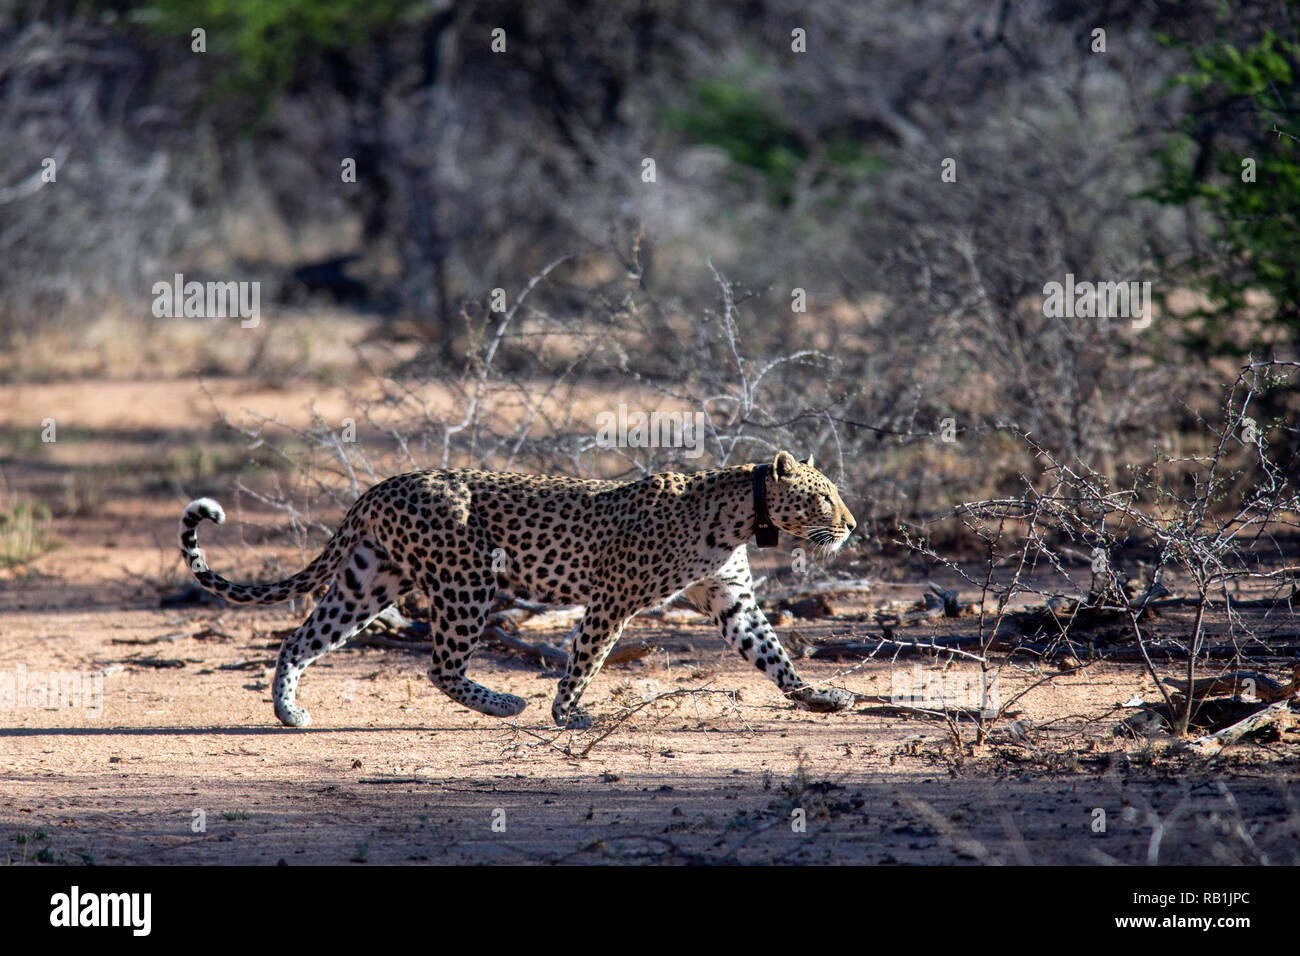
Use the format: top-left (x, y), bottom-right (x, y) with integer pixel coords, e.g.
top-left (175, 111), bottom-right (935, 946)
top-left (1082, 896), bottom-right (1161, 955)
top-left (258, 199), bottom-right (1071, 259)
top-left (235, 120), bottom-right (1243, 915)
top-left (1, 0), bottom-right (1297, 531)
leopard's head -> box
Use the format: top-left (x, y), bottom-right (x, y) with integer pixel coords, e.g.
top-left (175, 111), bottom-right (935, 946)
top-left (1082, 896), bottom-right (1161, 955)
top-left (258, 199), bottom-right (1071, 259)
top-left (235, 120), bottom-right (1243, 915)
top-left (763, 451), bottom-right (856, 552)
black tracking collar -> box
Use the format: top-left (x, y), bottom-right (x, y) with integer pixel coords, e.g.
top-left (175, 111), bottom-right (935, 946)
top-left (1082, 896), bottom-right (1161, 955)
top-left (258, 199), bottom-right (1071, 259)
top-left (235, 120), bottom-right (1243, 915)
top-left (752, 463), bottom-right (779, 548)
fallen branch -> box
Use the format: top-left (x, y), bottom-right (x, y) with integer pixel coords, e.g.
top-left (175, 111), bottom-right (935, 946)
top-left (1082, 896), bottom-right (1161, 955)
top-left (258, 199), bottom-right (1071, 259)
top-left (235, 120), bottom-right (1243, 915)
top-left (1184, 697), bottom-right (1297, 757)
top-left (111, 632), bottom-right (187, 645)
top-left (350, 632), bottom-right (433, 652)
top-left (1163, 666), bottom-right (1300, 704)
top-left (851, 695), bottom-right (1016, 721)
top-left (759, 576), bottom-right (875, 605)
top-left (606, 640), bottom-right (660, 666)
top-left (928, 581), bottom-right (962, 616)
top-left (352, 621), bottom-right (654, 671)
top-left (485, 626), bottom-right (569, 667)
top-left (351, 624), bottom-right (569, 665)
top-left (1146, 590), bottom-right (1297, 611)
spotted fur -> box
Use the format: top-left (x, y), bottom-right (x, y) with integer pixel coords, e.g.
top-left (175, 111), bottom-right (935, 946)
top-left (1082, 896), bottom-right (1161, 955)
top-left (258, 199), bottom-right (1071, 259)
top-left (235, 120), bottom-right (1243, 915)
top-left (179, 450), bottom-right (857, 728)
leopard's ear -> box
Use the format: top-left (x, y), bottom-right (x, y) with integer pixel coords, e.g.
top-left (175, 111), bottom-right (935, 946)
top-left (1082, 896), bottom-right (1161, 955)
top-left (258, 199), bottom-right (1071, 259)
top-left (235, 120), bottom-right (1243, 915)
top-left (773, 450), bottom-right (799, 481)
top-left (802, 454), bottom-right (815, 469)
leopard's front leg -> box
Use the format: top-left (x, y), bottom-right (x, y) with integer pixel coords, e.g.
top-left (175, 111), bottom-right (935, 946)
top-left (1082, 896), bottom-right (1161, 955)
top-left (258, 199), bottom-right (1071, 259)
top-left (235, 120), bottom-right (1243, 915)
top-left (685, 549), bottom-right (854, 713)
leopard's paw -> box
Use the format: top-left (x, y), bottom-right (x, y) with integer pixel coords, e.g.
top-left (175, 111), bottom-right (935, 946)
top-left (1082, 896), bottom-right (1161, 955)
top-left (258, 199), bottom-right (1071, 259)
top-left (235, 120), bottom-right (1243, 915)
top-left (787, 686), bottom-right (855, 713)
top-left (275, 704), bottom-right (313, 727)
top-left (552, 703), bottom-right (593, 730)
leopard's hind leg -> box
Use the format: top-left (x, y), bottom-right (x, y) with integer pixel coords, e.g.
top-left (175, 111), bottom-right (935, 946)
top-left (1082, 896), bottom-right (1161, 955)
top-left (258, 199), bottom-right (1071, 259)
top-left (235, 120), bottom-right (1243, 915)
top-left (426, 596), bottom-right (527, 718)
top-left (424, 536), bottom-right (525, 718)
top-left (550, 596), bottom-right (632, 729)
top-left (271, 542), bottom-right (404, 727)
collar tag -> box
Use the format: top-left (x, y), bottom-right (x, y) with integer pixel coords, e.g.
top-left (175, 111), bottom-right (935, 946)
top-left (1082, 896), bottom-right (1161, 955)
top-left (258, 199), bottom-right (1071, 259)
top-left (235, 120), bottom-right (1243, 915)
top-left (752, 464), bottom-right (779, 548)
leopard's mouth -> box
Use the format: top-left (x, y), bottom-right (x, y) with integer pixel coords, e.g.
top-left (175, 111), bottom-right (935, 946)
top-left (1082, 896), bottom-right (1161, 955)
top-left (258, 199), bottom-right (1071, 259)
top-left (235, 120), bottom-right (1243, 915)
top-left (805, 526), bottom-right (851, 553)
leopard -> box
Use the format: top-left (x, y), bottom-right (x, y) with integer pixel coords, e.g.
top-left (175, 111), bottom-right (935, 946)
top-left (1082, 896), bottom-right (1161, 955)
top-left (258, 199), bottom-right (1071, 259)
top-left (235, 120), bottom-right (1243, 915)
top-left (178, 450), bottom-right (858, 729)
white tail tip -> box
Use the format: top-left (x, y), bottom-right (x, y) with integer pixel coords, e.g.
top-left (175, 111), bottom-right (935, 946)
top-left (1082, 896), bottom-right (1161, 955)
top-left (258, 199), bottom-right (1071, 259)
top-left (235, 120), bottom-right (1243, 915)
top-left (185, 498), bottom-right (226, 525)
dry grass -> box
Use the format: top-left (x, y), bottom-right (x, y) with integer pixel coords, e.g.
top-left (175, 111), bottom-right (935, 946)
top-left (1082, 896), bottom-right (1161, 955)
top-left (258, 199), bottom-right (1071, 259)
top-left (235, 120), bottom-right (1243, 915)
top-left (0, 495), bottom-right (57, 569)
top-left (0, 309), bottom-right (412, 385)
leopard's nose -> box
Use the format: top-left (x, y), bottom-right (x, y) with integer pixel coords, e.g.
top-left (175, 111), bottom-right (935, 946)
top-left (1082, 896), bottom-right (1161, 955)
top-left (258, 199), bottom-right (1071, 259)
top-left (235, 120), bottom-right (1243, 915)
top-left (846, 517), bottom-right (856, 532)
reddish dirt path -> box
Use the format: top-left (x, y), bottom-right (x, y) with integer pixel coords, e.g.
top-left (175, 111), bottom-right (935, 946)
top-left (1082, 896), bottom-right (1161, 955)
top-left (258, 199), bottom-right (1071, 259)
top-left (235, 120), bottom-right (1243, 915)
top-left (4, 580), bottom-right (1297, 865)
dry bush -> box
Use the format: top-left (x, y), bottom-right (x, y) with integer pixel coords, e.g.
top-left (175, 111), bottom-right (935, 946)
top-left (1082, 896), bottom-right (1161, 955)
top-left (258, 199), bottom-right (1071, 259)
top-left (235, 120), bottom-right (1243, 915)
top-left (900, 360), bottom-right (1300, 742)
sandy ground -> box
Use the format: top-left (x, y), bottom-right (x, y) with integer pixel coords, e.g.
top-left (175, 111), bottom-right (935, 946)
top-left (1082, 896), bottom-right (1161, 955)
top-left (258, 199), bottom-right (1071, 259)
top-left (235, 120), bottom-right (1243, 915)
top-left (2, 378), bottom-right (1298, 866)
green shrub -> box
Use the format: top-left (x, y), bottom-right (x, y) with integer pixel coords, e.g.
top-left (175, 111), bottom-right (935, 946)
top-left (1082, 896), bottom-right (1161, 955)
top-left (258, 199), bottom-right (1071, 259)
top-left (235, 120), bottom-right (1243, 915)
top-left (1147, 18), bottom-right (1300, 353)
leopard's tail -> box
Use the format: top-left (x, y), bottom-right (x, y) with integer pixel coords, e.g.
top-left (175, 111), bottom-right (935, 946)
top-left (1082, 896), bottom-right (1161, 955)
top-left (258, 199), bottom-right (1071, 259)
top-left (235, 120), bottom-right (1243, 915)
top-left (179, 498), bottom-right (349, 605)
